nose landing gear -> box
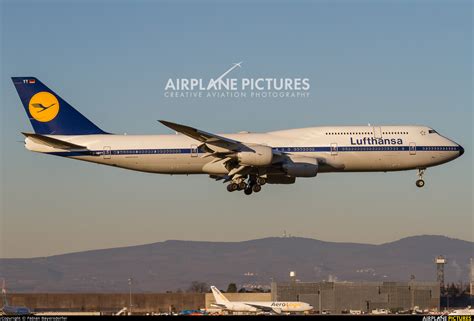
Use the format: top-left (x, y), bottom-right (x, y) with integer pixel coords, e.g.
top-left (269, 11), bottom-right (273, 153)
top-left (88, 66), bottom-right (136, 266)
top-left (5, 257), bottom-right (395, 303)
top-left (416, 169), bottom-right (426, 188)
top-left (416, 179), bottom-right (425, 188)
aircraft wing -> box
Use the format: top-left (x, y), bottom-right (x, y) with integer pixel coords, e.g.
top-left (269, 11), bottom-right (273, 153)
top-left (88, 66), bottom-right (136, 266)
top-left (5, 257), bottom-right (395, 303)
top-left (159, 120), bottom-right (243, 152)
top-left (22, 132), bottom-right (87, 150)
top-left (159, 121), bottom-right (337, 185)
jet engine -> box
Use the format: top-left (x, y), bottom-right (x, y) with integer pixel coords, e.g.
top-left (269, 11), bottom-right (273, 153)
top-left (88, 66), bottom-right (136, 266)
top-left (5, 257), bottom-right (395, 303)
top-left (237, 145), bottom-right (273, 166)
top-left (282, 156), bottom-right (318, 177)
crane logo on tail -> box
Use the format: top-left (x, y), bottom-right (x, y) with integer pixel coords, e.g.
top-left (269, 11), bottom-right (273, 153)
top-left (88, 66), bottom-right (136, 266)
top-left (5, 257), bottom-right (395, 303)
top-left (28, 92), bottom-right (59, 122)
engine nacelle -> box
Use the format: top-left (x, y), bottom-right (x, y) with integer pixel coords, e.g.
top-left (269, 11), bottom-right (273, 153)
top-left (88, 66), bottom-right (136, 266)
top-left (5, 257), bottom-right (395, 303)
top-left (237, 145), bottom-right (273, 166)
top-left (282, 156), bottom-right (318, 177)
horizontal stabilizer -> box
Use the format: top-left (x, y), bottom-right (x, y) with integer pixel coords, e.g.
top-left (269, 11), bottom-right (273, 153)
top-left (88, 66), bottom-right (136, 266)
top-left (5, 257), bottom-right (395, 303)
top-left (22, 132), bottom-right (87, 150)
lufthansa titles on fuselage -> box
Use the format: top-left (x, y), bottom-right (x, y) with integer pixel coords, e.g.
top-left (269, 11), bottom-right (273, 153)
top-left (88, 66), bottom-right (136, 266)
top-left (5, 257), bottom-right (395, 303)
top-left (350, 137), bottom-right (403, 145)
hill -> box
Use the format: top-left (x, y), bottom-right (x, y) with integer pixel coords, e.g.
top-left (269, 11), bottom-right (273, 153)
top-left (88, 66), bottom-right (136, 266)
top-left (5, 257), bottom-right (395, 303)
top-left (0, 235), bottom-right (472, 292)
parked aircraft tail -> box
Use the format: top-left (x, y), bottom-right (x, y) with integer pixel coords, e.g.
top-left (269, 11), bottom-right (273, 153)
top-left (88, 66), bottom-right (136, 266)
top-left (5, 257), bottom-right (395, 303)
top-left (210, 286), bottom-right (229, 304)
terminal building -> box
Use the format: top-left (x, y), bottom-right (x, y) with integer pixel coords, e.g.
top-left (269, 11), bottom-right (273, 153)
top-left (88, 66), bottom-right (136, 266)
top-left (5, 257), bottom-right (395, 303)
top-left (271, 281), bottom-right (440, 313)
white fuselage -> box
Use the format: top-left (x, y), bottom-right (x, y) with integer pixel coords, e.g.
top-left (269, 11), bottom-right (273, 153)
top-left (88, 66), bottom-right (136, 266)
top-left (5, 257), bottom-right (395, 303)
top-left (213, 301), bottom-right (313, 313)
top-left (25, 125), bottom-right (462, 175)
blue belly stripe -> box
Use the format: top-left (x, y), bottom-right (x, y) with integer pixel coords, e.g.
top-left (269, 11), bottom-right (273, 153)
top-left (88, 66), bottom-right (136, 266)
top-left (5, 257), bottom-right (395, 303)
top-left (46, 145), bottom-right (461, 157)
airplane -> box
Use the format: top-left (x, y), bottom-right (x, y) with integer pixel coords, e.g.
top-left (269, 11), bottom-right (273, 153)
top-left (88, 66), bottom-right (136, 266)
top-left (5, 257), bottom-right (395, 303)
top-left (210, 286), bottom-right (313, 314)
top-left (1, 280), bottom-right (32, 316)
top-left (12, 77), bottom-right (464, 195)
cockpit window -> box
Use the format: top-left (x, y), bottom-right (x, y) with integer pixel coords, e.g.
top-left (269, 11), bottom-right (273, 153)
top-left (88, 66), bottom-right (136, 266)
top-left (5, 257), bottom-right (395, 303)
top-left (428, 129), bottom-right (437, 134)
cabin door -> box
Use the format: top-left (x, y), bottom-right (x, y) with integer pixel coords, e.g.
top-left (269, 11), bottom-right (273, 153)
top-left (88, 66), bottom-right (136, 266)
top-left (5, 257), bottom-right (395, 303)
top-left (409, 142), bottom-right (416, 155)
top-left (190, 144), bottom-right (198, 157)
top-left (330, 143), bottom-right (338, 156)
top-left (373, 126), bottom-right (382, 138)
top-left (103, 146), bottom-right (111, 159)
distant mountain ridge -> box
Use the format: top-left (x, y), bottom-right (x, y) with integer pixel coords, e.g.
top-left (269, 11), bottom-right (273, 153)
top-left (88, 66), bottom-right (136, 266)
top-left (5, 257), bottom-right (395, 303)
top-left (0, 235), bottom-right (472, 293)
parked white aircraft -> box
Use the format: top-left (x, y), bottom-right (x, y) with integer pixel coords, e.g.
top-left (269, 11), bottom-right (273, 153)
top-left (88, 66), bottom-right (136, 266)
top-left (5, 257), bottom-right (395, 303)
top-left (210, 286), bottom-right (312, 314)
top-left (12, 77), bottom-right (464, 195)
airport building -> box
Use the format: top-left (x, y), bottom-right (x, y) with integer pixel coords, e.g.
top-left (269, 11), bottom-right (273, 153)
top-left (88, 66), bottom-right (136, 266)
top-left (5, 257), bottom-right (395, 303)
top-left (5, 293), bottom-right (205, 314)
top-left (271, 281), bottom-right (440, 313)
top-left (6, 283), bottom-right (441, 314)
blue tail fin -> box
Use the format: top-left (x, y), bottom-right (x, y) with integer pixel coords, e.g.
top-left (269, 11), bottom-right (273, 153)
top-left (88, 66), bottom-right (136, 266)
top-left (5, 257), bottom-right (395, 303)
top-left (12, 77), bottom-right (107, 135)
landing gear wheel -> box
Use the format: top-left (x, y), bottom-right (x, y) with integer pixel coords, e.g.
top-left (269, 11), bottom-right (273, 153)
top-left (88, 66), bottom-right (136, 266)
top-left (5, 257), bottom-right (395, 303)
top-left (238, 181), bottom-right (246, 190)
top-left (256, 177), bottom-right (266, 186)
top-left (416, 169), bottom-right (426, 188)
top-left (227, 183), bottom-right (238, 192)
top-left (244, 187), bottom-right (253, 195)
top-left (253, 184), bottom-right (262, 193)
top-left (416, 179), bottom-right (425, 188)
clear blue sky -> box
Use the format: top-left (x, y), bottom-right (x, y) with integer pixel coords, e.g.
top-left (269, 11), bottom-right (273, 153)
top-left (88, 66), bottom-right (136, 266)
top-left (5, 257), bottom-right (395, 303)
top-left (1, 0), bottom-right (472, 258)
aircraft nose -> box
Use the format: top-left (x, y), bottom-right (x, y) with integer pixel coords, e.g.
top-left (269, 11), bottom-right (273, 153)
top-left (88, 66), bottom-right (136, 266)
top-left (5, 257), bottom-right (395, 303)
top-left (459, 145), bottom-right (464, 156)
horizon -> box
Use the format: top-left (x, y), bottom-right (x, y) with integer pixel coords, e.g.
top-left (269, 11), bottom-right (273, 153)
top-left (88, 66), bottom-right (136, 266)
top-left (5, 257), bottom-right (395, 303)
top-left (1, 234), bottom-right (471, 260)
top-left (1, 233), bottom-right (471, 294)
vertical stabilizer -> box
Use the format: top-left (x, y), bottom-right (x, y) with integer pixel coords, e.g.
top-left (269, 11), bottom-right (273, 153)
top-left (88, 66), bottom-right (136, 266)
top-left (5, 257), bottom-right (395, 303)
top-left (11, 77), bottom-right (107, 135)
top-left (210, 286), bottom-right (229, 304)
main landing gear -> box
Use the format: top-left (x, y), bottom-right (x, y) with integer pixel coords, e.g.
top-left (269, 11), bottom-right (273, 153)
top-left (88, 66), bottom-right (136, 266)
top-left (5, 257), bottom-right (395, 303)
top-left (416, 169), bottom-right (426, 188)
top-left (226, 180), bottom-right (249, 192)
top-left (227, 176), bottom-right (266, 195)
